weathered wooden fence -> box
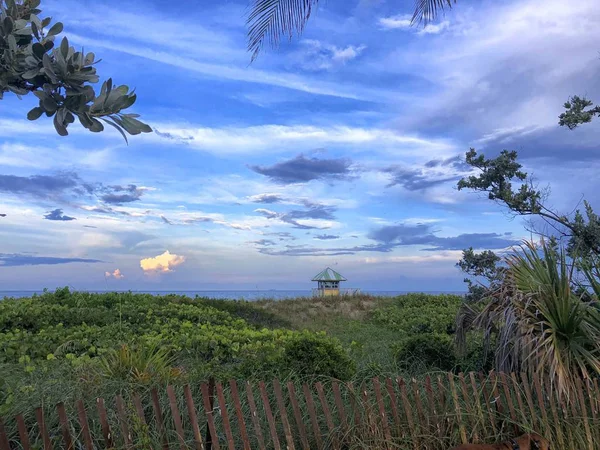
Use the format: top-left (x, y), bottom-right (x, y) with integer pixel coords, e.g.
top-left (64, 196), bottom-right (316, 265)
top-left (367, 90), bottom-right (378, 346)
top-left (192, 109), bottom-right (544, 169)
top-left (1, 372), bottom-right (599, 450)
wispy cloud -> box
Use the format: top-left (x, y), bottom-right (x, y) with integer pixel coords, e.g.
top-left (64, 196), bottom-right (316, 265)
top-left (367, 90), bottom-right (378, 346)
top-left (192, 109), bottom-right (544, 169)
top-left (378, 14), bottom-right (449, 34)
top-left (249, 154), bottom-right (354, 184)
top-left (0, 254), bottom-right (102, 266)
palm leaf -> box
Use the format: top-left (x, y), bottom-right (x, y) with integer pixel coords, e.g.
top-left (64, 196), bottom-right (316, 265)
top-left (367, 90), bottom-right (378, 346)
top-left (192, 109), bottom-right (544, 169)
top-left (411, 0), bottom-right (457, 24)
top-left (247, 0), bottom-right (320, 61)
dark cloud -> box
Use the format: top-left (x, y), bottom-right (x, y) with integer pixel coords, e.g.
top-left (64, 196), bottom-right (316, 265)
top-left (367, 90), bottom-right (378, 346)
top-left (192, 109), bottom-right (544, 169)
top-left (250, 239), bottom-right (277, 246)
top-left (0, 214), bottom-right (6, 217)
top-left (0, 173), bottom-right (82, 199)
top-left (258, 223), bottom-right (518, 257)
top-left (83, 225), bottom-right (97, 229)
top-left (249, 193), bottom-right (285, 204)
top-left (383, 166), bottom-right (461, 191)
top-left (249, 154), bottom-right (353, 184)
top-left (0, 254), bottom-right (102, 266)
top-left (314, 234), bottom-right (340, 240)
top-left (44, 209), bottom-right (76, 221)
top-left (256, 202), bottom-right (338, 230)
top-left (183, 217), bottom-right (215, 224)
top-left (160, 215), bottom-right (172, 225)
top-left (424, 155), bottom-right (471, 171)
top-left (100, 185), bottom-right (145, 204)
top-left (263, 231), bottom-right (296, 241)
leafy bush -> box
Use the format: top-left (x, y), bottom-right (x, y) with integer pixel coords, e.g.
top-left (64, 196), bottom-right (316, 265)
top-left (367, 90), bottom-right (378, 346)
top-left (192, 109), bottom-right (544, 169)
top-left (0, 289), bottom-right (354, 388)
top-left (394, 334), bottom-right (457, 372)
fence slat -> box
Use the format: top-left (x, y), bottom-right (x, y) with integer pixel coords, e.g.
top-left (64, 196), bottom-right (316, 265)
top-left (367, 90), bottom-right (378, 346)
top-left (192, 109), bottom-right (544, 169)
top-left (468, 372), bottom-right (485, 443)
top-left (259, 381), bottom-right (281, 450)
top-left (132, 393), bottom-right (147, 425)
top-left (575, 377), bottom-right (594, 450)
top-left (498, 372), bottom-right (518, 435)
top-left (348, 382), bottom-right (361, 429)
top-left (229, 381), bottom-right (250, 450)
top-left (448, 373), bottom-right (467, 445)
top-left (246, 382), bottom-right (266, 450)
top-left (184, 385), bottom-right (205, 450)
top-left (302, 383), bottom-right (323, 449)
top-left (152, 387), bottom-right (171, 450)
top-left (385, 377), bottom-right (402, 437)
top-left (76, 400), bottom-right (93, 450)
top-left (332, 381), bottom-right (347, 432)
top-left (545, 379), bottom-right (565, 450)
top-left (425, 376), bottom-right (440, 439)
top-left (201, 382), bottom-right (221, 450)
top-left (115, 395), bottom-right (133, 450)
top-left (411, 378), bottom-right (427, 439)
top-left (167, 386), bottom-right (188, 450)
top-left (96, 398), bottom-right (114, 450)
top-left (273, 380), bottom-right (295, 450)
top-left (398, 377), bottom-right (419, 450)
top-left (509, 373), bottom-right (528, 427)
top-left (457, 373), bottom-right (477, 443)
top-left (56, 404), bottom-right (73, 450)
top-left (287, 382), bottom-right (310, 450)
top-left (215, 383), bottom-right (236, 450)
top-left (15, 415), bottom-right (32, 450)
top-left (478, 372), bottom-right (497, 434)
top-left (520, 372), bottom-right (538, 430)
top-left (532, 374), bottom-right (550, 439)
top-left (0, 419), bottom-right (10, 450)
top-left (373, 377), bottom-right (392, 446)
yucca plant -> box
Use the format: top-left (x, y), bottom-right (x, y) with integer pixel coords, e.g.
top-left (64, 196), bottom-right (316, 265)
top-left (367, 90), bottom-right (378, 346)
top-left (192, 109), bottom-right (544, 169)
top-left (456, 240), bottom-right (600, 395)
top-left (96, 343), bottom-right (184, 384)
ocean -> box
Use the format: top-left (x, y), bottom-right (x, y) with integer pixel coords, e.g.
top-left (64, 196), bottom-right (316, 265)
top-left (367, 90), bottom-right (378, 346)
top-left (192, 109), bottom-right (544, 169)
top-left (0, 290), bottom-right (464, 301)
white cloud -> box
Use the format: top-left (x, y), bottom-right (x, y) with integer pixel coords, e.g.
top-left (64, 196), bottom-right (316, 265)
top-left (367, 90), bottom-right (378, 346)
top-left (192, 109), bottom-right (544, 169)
top-left (105, 269), bottom-right (125, 279)
top-left (378, 14), bottom-right (449, 34)
top-left (140, 250), bottom-right (186, 274)
top-left (294, 40), bottom-right (367, 71)
top-left (150, 123), bottom-right (457, 157)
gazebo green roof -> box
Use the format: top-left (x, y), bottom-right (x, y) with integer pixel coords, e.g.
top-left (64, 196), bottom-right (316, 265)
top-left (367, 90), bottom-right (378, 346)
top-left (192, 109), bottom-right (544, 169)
top-left (311, 267), bottom-right (347, 282)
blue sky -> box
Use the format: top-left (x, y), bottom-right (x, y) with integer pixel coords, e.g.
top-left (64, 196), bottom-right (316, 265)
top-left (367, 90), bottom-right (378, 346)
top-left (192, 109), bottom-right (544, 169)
top-left (1, 0), bottom-right (599, 291)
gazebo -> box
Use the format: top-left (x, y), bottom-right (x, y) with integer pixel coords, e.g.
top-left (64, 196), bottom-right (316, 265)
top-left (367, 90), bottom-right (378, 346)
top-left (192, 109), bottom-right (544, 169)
top-left (312, 267), bottom-right (350, 297)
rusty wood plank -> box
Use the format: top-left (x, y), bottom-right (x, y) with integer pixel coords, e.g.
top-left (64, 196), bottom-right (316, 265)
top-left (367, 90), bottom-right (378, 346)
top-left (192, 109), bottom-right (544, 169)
top-left (287, 383), bottom-right (309, 450)
top-left (167, 386), bottom-right (187, 450)
top-left (152, 388), bottom-right (170, 450)
top-left (479, 372), bottom-right (497, 434)
top-left (132, 393), bottom-right (146, 426)
top-left (302, 383), bottom-right (323, 449)
top-left (545, 378), bottom-right (565, 450)
top-left (457, 373), bottom-right (477, 443)
top-left (468, 372), bottom-right (486, 442)
top-left (76, 401), bottom-right (93, 450)
top-left (385, 377), bottom-right (402, 437)
top-left (184, 385), bottom-right (205, 450)
top-left (373, 378), bottom-right (392, 445)
top-left (498, 372), bottom-right (518, 435)
top-left (332, 382), bottom-right (347, 432)
top-left (0, 418), bottom-right (11, 450)
top-left (15, 415), bottom-right (32, 450)
top-left (96, 398), bottom-right (114, 449)
top-left (35, 407), bottom-right (53, 450)
top-left (532, 374), bottom-right (550, 439)
top-left (273, 380), bottom-right (295, 450)
top-left (228, 381), bottom-right (250, 450)
top-left (448, 373), bottom-right (467, 445)
top-left (115, 395), bottom-right (133, 450)
top-left (519, 372), bottom-right (538, 430)
top-left (259, 381), bottom-right (281, 450)
top-left (315, 382), bottom-right (338, 450)
top-left (215, 383), bottom-right (235, 450)
top-left (425, 375), bottom-right (441, 439)
top-left (398, 377), bottom-right (418, 450)
top-left (201, 382), bottom-right (220, 450)
top-left (245, 382), bottom-right (266, 450)
top-left (412, 378), bottom-right (427, 438)
top-left (56, 404), bottom-right (74, 450)
top-left (575, 377), bottom-right (593, 450)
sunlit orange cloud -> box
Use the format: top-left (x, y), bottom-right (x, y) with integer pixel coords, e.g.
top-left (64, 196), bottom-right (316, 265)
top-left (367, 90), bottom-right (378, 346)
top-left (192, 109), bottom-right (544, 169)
top-left (140, 251), bottom-right (185, 274)
top-left (105, 269), bottom-right (124, 279)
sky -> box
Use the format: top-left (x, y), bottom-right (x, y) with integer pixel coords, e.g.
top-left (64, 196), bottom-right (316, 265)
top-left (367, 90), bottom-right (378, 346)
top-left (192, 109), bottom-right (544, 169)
top-left (1, 0), bottom-right (599, 291)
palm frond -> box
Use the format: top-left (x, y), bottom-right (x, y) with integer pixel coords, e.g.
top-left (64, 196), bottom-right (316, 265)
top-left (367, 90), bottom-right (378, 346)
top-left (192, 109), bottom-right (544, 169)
top-left (411, 0), bottom-right (457, 25)
top-left (247, 0), bottom-right (320, 61)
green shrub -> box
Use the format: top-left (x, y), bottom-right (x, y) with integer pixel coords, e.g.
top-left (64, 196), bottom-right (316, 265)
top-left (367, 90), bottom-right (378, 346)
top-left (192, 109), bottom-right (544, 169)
top-left (274, 331), bottom-right (356, 380)
top-left (394, 333), bottom-right (457, 372)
